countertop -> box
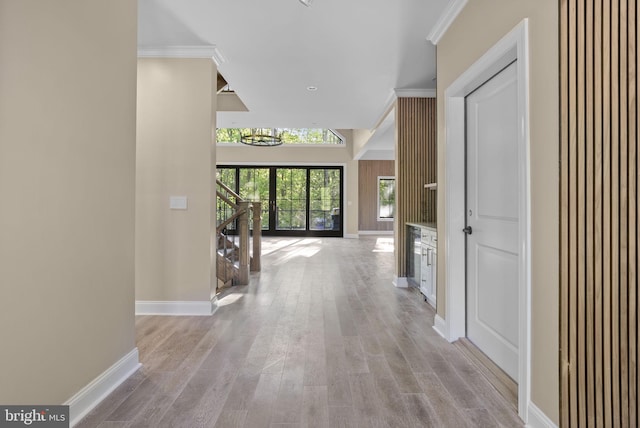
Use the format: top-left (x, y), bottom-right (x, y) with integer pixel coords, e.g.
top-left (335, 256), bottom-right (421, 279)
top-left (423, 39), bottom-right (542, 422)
top-left (406, 222), bottom-right (437, 231)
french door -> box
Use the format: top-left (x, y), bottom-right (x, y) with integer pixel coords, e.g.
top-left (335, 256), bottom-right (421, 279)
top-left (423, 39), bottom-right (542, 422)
top-left (217, 165), bottom-right (343, 237)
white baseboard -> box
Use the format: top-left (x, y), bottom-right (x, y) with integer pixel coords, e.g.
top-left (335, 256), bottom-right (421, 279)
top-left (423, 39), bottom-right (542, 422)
top-left (344, 233), bottom-right (359, 239)
top-left (136, 297), bottom-right (218, 316)
top-left (358, 230), bottom-right (394, 236)
top-left (433, 314), bottom-right (449, 340)
top-left (65, 348), bottom-right (141, 427)
top-left (393, 276), bottom-right (408, 288)
top-left (526, 402), bottom-right (558, 428)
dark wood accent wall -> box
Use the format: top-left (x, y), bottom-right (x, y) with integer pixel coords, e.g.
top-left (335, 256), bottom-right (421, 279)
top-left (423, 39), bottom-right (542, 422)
top-left (560, 1), bottom-right (638, 426)
top-left (395, 97), bottom-right (437, 277)
top-left (358, 160), bottom-right (395, 231)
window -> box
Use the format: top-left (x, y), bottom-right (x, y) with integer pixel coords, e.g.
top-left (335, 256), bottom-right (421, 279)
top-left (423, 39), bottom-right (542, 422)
top-left (378, 176), bottom-right (395, 221)
top-left (216, 128), bottom-right (344, 145)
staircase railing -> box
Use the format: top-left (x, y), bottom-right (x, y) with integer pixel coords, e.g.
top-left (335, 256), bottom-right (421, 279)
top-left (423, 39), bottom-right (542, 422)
top-left (216, 179), bottom-right (261, 287)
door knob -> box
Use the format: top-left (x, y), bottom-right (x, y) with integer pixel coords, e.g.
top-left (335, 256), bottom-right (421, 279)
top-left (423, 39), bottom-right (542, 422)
top-left (462, 226), bottom-right (473, 235)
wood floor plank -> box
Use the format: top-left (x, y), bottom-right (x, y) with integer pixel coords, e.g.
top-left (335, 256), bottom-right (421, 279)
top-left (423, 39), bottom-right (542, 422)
top-left (213, 409), bottom-right (248, 428)
top-left (271, 321), bottom-right (307, 424)
top-left (105, 371), bottom-right (171, 422)
top-left (303, 331), bottom-right (327, 386)
top-left (157, 368), bottom-right (231, 428)
top-left (376, 330), bottom-right (422, 393)
top-left (243, 372), bottom-right (284, 428)
top-left (327, 406), bottom-right (357, 428)
top-left (367, 356), bottom-right (417, 427)
top-left (301, 385), bottom-right (330, 428)
top-left (324, 341), bottom-right (353, 407)
top-left (463, 408), bottom-right (502, 428)
top-left (262, 326), bottom-right (291, 374)
top-left (348, 373), bottom-right (387, 427)
top-left (413, 372), bottom-right (471, 428)
top-left (343, 336), bottom-right (369, 374)
top-left (428, 359), bottom-right (485, 410)
top-left (401, 393), bottom-right (440, 428)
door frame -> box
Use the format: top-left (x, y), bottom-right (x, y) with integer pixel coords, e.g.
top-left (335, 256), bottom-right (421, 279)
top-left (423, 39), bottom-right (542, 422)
top-left (441, 20), bottom-right (531, 420)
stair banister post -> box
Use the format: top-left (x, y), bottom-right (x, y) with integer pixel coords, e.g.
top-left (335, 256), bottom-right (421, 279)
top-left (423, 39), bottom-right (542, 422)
top-left (237, 201), bottom-right (251, 285)
top-left (250, 202), bottom-right (262, 272)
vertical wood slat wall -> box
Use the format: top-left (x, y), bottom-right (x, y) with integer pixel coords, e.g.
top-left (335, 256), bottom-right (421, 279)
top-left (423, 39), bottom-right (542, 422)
top-left (560, 1), bottom-right (638, 426)
top-left (358, 160), bottom-right (395, 231)
top-left (394, 97), bottom-right (437, 277)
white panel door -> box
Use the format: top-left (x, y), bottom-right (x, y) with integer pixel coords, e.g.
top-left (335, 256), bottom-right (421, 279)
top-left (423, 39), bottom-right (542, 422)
top-left (465, 61), bottom-right (519, 381)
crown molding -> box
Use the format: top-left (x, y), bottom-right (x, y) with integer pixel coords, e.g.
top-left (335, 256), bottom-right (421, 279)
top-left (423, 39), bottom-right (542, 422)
top-left (137, 45), bottom-right (226, 66)
top-left (394, 88), bottom-right (437, 98)
top-left (426, 0), bottom-right (468, 45)
top-left (370, 88), bottom-right (436, 131)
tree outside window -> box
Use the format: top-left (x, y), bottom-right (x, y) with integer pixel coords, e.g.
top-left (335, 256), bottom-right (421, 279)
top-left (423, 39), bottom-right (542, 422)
top-left (216, 128), bottom-right (343, 145)
top-left (378, 176), bottom-right (395, 221)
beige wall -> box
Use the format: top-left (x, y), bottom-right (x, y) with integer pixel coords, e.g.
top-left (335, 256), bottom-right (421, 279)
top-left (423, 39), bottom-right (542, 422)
top-left (136, 58), bottom-right (217, 302)
top-left (436, 0), bottom-right (559, 422)
top-left (0, 0), bottom-right (137, 404)
top-left (216, 136), bottom-right (360, 237)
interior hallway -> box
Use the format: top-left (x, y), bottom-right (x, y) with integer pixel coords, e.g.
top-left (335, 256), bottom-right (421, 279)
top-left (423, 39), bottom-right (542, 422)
top-left (77, 237), bottom-right (523, 427)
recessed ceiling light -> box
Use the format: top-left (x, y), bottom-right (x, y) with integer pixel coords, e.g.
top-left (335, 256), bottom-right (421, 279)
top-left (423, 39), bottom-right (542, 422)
top-left (306, 86), bottom-right (318, 91)
top-left (299, 0), bottom-right (313, 6)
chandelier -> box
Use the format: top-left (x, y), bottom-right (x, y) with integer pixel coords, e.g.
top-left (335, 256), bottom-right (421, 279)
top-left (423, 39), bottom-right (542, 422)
top-left (240, 128), bottom-right (283, 147)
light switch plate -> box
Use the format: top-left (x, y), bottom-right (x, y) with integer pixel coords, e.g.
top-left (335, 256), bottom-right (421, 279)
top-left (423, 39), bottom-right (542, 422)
top-left (170, 196), bottom-right (188, 210)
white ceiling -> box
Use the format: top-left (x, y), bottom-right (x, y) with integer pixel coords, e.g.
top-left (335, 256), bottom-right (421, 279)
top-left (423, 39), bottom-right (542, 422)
top-left (138, 0), bottom-right (447, 152)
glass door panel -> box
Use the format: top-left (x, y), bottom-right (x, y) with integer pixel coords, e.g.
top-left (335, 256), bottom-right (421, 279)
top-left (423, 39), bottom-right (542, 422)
top-left (275, 168), bottom-right (307, 231)
top-left (238, 168), bottom-right (270, 230)
top-left (309, 168), bottom-right (341, 231)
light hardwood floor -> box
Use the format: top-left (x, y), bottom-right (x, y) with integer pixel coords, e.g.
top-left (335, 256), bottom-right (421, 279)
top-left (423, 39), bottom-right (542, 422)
top-left (77, 237), bottom-right (523, 428)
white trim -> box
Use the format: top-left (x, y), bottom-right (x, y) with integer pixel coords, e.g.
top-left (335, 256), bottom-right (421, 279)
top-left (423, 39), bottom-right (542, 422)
top-left (135, 297), bottom-right (218, 316)
top-left (526, 402), bottom-right (558, 428)
top-left (358, 230), bottom-right (394, 236)
top-left (392, 276), bottom-right (408, 288)
top-left (443, 19), bottom-right (531, 421)
top-left (433, 314), bottom-right (448, 340)
top-left (426, 0), bottom-right (469, 45)
top-left (137, 45), bottom-right (226, 65)
top-left (394, 88), bottom-right (437, 98)
top-left (344, 234), bottom-right (359, 239)
top-left (65, 348), bottom-right (141, 427)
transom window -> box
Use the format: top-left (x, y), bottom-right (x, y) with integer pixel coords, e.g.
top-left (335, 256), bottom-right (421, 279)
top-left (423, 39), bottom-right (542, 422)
top-left (216, 128), bottom-right (344, 145)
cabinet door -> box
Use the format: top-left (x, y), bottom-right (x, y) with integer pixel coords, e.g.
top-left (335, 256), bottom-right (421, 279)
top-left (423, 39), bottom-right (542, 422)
top-left (430, 249), bottom-right (437, 305)
top-left (420, 246), bottom-right (432, 301)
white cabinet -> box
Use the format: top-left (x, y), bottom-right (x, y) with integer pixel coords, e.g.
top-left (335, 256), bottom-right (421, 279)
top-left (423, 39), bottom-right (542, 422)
top-left (406, 223), bottom-right (437, 308)
top-left (419, 228), bottom-right (437, 308)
